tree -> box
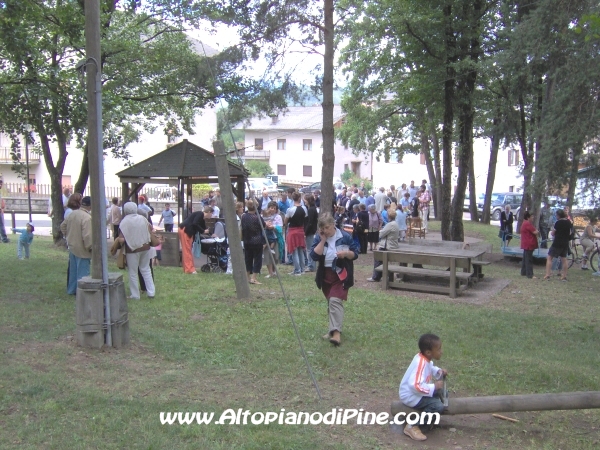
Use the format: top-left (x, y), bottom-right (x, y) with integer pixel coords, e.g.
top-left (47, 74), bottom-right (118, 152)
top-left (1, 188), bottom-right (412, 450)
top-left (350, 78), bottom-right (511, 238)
top-left (202, 0), bottom-right (343, 216)
top-left (0, 0), bottom-right (263, 243)
top-left (340, 0), bottom-right (495, 241)
top-left (244, 160), bottom-right (273, 177)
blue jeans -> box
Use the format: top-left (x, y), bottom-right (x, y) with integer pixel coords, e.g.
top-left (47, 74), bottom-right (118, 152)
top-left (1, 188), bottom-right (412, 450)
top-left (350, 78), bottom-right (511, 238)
top-left (17, 242), bottom-right (30, 259)
top-left (291, 247), bottom-right (305, 274)
top-left (67, 252), bottom-right (91, 295)
top-left (305, 234), bottom-right (315, 270)
top-left (414, 394), bottom-right (445, 414)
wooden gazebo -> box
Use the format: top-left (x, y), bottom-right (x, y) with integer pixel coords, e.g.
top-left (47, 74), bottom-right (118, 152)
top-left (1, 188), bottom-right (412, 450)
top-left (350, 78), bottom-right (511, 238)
top-left (116, 140), bottom-right (247, 267)
top-left (117, 139), bottom-right (247, 217)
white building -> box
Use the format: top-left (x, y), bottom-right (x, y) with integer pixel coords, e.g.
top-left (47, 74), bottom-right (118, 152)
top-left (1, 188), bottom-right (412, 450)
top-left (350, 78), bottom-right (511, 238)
top-left (371, 139), bottom-right (523, 195)
top-left (234, 106), bottom-right (366, 184)
top-left (236, 105), bottom-right (523, 196)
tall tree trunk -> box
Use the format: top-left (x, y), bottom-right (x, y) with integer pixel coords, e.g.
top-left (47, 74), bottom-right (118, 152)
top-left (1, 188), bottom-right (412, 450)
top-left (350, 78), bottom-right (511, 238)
top-left (566, 142), bottom-right (583, 211)
top-left (422, 132), bottom-right (437, 218)
top-left (450, 0), bottom-right (481, 242)
top-left (441, 3), bottom-right (456, 241)
top-left (38, 129), bottom-right (67, 244)
top-left (74, 143), bottom-right (89, 195)
top-left (320, 0), bottom-right (335, 216)
top-left (431, 127), bottom-right (442, 220)
top-left (481, 116), bottom-right (500, 224)
top-left (468, 149), bottom-right (478, 222)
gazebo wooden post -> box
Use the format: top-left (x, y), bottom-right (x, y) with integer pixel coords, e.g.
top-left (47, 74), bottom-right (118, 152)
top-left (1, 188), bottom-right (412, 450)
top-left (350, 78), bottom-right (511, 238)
top-left (236, 176), bottom-right (245, 202)
top-left (121, 182), bottom-right (129, 207)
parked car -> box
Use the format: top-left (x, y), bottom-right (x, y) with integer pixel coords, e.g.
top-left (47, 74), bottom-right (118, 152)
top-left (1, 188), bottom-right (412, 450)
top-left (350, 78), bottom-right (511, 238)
top-left (247, 178), bottom-right (278, 197)
top-left (463, 193), bottom-right (485, 212)
top-left (479, 192), bottom-right (522, 221)
top-left (299, 180), bottom-right (344, 195)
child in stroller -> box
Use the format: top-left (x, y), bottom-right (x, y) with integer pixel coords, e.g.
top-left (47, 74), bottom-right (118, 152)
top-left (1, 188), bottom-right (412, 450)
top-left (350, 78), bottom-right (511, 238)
top-left (200, 221), bottom-right (228, 273)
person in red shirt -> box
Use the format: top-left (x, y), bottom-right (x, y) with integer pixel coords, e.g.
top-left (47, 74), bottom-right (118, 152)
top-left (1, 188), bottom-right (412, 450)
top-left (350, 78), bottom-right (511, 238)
top-left (520, 211), bottom-right (539, 279)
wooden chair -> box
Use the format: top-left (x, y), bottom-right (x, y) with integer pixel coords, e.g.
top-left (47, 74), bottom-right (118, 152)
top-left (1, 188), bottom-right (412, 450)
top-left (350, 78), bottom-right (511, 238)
top-left (407, 217), bottom-right (425, 238)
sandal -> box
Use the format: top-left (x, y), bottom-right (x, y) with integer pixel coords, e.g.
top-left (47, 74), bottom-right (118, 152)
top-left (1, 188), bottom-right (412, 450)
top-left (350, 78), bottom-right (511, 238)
top-left (249, 279), bottom-right (262, 285)
top-left (543, 275), bottom-right (551, 281)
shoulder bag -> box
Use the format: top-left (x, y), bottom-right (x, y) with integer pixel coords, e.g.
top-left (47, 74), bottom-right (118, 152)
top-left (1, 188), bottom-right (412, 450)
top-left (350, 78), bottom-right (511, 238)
top-left (116, 245), bottom-right (127, 269)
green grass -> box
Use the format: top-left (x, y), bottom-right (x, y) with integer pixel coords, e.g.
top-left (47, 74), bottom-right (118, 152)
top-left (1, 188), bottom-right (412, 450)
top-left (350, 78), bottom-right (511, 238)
top-left (0, 228), bottom-right (599, 449)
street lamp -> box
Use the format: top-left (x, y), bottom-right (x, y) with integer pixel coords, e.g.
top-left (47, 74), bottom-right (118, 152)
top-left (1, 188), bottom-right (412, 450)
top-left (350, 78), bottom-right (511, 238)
top-left (24, 124), bottom-right (32, 222)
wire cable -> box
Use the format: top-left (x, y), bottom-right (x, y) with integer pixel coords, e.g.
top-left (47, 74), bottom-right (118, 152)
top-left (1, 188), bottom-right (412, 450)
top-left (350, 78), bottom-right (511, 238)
top-left (197, 39), bottom-right (323, 400)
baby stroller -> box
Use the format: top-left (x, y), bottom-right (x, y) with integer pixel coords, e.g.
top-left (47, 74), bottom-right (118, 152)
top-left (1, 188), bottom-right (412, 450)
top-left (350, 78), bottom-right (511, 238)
top-left (199, 221), bottom-right (229, 273)
top-left (200, 237), bottom-right (229, 273)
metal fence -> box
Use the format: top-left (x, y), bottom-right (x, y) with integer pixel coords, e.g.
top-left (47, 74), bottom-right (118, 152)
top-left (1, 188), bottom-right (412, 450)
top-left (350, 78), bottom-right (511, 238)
top-left (1, 182), bottom-right (177, 202)
top-left (2, 183), bottom-right (122, 199)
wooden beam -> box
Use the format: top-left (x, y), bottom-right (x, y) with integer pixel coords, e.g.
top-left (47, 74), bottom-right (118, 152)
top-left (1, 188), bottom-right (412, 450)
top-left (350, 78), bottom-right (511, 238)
top-left (213, 141), bottom-right (250, 299)
top-left (391, 391), bottom-right (600, 416)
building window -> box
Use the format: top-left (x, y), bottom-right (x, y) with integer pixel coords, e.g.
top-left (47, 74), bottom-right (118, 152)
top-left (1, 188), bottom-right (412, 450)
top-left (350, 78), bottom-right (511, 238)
top-left (420, 152), bottom-right (426, 165)
top-left (28, 174), bottom-right (36, 185)
top-left (303, 139), bottom-right (312, 151)
top-left (351, 161), bottom-right (361, 176)
top-left (344, 164), bottom-right (349, 172)
top-left (454, 157), bottom-right (459, 167)
top-left (508, 149), bottom-right (520, 166)
top-left (167, 135), bottom-right (177, 144)
top-left (254, 138), bottom-right (263, 150)
top-left (303, 165), bottom-right (312, 177)
top-left (277, 164), bottom-right (286, 176)
top-left (277, 139), bottom-right (286, 150)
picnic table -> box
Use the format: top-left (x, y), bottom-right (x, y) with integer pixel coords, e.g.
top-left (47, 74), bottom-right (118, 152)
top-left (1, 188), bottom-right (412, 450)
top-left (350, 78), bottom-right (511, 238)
top-left (373, 245), bottom-right (488, 298)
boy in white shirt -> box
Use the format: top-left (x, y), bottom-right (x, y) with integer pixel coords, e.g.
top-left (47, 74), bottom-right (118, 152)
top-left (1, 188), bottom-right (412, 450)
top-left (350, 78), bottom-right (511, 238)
top-left (399, 333), bottom-right (448, 441)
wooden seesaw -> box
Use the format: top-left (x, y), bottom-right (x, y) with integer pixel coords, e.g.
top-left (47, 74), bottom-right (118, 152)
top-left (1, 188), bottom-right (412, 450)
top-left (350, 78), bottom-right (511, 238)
top-left (391, 391), bottom-right (600, 417)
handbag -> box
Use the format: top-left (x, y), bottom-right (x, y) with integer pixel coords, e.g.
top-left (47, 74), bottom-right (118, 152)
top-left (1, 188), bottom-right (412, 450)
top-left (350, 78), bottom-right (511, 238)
top-left (150, 232), bottom-right (160, 247)
top-left (116, 246), bottom-right (127, 269)
top-left (192, 233), bottom-right (202, 258)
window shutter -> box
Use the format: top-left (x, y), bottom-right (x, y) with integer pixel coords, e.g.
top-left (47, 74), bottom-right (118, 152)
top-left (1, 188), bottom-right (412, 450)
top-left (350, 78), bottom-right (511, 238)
top-left (515, 150), bottom-right (519, 165)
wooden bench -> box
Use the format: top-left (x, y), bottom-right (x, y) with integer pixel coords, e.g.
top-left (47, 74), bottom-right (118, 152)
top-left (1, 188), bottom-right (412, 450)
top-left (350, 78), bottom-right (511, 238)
top-left (373, 250), bottom-right (474, 298)
top-left (471, 260), bottom-right (491, 280)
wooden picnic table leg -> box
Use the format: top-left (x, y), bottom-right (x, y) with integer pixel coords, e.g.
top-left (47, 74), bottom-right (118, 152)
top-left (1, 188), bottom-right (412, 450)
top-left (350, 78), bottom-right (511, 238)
top-left (450, 257), bottom-right (457, 298)
top-left (383, 252), bottom-right (389, 290)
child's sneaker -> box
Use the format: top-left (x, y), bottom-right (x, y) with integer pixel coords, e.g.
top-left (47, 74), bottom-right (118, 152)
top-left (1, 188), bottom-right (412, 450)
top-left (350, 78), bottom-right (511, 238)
top-left (403, 425), bottom-right (427, 441)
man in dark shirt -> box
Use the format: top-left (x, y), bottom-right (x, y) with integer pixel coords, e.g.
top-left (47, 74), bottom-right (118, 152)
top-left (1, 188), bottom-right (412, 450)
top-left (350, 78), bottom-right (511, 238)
top-left (544, 209), bottom-right (571, 281)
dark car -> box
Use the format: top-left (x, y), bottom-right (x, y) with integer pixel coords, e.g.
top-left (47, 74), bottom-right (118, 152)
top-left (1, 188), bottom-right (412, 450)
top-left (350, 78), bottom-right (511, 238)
top-left (299, 182), bottom-right (321, 194)
top-left (299, 181), bottom-right (344, 195)
top-left (478, 192), bottom-right (522, 221)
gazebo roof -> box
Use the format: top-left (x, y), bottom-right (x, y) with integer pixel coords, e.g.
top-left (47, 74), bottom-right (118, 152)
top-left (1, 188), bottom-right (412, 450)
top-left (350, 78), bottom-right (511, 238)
top-left (116, 139), bottom-right (247, 181)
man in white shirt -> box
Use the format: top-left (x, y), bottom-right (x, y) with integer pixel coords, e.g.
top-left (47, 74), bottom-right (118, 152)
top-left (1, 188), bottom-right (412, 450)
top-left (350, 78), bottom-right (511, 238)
top-left (374, 187), bottom-right (387, 212)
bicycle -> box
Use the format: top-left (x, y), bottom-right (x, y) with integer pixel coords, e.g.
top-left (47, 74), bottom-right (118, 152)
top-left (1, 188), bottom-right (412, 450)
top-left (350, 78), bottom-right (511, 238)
top-left (567, 230), bottom-right (582, 269)
top-left (567, 231), bottom-right (600, 271)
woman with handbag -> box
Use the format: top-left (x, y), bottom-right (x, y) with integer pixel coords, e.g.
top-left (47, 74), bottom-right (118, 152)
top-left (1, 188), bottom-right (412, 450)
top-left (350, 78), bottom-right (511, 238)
top-left (367, 204), bottom-right (383, 251)
top-left (117, 202), bottom-right (155, 299)
top-left (309, 213), bottom-right (359, 346)
top-left (367, 209), bottom-right (400, 282)
top-left (500, 205), bottom-right (514, 245)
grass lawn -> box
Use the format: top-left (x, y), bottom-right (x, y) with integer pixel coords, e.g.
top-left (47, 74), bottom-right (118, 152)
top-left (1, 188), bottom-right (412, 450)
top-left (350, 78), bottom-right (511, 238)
top-left (0, 220), bottom-right (599, 449)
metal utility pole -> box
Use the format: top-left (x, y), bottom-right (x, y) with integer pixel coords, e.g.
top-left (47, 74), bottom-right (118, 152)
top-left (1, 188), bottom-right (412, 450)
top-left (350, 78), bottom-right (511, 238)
top-left (84, 0), bottom-right (111, 346)
top-left (213, 140), bottom-right (250, 299)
